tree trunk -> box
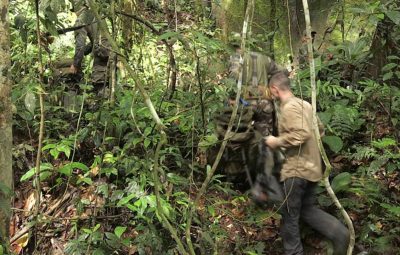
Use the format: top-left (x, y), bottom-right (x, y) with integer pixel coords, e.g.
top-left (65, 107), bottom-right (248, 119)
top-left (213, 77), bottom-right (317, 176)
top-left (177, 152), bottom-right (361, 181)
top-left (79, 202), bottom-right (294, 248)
top-left (0, 0), bottom-right (13, 247)
top-left (367, 14), bottom-right (399, 82)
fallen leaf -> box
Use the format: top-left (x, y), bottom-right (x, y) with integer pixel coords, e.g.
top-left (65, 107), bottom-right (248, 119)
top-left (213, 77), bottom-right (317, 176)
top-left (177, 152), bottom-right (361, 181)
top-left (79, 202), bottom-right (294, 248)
top-left (24, 192), bottom-right (36, 216)
top-left (11, 233), bottom-right (30, 254)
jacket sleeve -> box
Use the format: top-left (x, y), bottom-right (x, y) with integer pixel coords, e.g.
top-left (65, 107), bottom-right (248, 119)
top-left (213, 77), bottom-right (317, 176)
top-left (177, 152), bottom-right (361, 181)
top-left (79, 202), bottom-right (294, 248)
top-left (276, 104), bottom-right (312, 148)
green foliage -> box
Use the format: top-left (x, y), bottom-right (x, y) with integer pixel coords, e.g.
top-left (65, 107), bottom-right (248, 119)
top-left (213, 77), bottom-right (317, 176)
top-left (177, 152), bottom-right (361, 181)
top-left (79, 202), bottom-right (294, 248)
top-left (331, 172), bottom-right (352, 193)
top-left (322, 135), bottom-right (343, 153)
top-left (20, 163), bottom-right (53, 182)
top-left (8, 0), bottom-right (400, 254)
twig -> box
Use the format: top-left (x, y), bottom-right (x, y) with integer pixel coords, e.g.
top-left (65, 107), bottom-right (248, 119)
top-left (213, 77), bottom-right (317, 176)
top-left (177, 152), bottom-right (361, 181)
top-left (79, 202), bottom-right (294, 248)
top-left (301, 0), bottom-right (355, 254)
top-left (34, 1), bottom-right (46, 251)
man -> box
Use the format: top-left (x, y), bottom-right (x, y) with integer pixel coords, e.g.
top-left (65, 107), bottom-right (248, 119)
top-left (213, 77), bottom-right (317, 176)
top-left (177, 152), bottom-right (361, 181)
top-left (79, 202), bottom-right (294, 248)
top-left (70, 0), bottom-right (110, 87)
top-left (228, 41), bottom-right (287, 136)
top-left (265, 72), bottom-right (349, 255)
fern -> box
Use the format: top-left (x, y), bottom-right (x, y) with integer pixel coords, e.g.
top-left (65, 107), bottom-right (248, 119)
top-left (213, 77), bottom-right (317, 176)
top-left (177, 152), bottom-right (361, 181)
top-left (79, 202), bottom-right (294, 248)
top-left (350, 145), bottom-right (377, 161)
top-left (328, 104), bottom-right (364, 139)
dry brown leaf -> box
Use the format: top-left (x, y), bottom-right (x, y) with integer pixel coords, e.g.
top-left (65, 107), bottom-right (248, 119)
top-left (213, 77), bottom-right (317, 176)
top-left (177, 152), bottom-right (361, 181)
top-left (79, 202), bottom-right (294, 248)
top-left (11, 233), bottom-right (30, 254)
top-left (23, 192), bottom-right (36, 216)
top-left (90, 166), bottom-right (99, 177)
top-left (50, 238), bottom-right (65, 255)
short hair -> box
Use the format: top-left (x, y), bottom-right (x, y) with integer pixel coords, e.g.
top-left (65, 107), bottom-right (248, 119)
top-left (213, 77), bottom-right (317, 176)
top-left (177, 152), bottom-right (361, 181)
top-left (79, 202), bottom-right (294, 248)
top-left (269, 72), bottom-right (291, 90)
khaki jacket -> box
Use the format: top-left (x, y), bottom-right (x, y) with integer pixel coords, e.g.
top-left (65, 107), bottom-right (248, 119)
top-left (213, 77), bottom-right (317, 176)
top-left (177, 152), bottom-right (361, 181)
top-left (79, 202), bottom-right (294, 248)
top-left (275, 97), bottom-right (324, 182)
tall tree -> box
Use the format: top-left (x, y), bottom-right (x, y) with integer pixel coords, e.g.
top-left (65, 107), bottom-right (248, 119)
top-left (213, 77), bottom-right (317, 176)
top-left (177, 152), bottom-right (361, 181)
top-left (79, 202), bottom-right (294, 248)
top-left (0, 0), bottom-right (13, 248)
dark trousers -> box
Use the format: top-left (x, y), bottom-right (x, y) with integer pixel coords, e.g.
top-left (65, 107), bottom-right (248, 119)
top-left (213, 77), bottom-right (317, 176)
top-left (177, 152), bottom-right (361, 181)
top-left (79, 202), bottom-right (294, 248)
top-left (280, 177), bottom-right (350, 255)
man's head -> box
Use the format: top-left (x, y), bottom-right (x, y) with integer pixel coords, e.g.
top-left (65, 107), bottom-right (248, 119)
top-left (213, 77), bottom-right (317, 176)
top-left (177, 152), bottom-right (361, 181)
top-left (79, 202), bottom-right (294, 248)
top-left (268, 72), bottom-right (292, 100)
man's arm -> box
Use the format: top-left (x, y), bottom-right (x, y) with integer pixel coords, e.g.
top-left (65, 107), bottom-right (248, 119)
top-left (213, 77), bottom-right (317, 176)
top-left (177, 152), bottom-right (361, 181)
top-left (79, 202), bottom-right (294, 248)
top-left (266, 104), bottom-right (311, 149)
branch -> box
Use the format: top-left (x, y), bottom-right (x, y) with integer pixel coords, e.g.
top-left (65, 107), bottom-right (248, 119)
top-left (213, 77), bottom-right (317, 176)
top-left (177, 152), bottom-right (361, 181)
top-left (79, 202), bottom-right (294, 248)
top-left (184, 0), bottom-right (255, 254)
top-left (116, 11), bottom-right (161, 35)
top-left (301, 1), bottom-right (355, 254)
top-left (34, 2), bottom-right (46, 251)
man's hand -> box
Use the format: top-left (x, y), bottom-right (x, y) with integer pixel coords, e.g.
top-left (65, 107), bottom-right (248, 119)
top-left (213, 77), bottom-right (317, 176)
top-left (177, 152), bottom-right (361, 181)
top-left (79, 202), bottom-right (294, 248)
top-left (265, 135), bottom-right (280, 150)
top-left (70, 64), bottom-right (78, 74)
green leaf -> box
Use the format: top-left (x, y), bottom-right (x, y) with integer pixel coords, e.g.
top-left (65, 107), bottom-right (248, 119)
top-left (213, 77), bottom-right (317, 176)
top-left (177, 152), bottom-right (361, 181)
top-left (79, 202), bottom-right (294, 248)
top-left (58, 164), bottom-right (73, 176)
top-left (117, 193), bottom-right (137, 207)
top-left (21, 163), bottom-right (53, 181)
top-left (386, 11), bottom-right (400, 25)
top-left (50, 148), bottom-right (60, 159)
top-left (57, 144), bottom-right (71, 159)
top-left (331, 172), bottom-right (352, 193)
top-left (93, 223), bottom-right (101, 232)
top-left (114, 226), bottom-right (127, 239)
top-left (58, 162), bottom-right (87, 176)
top-left (382, 63), bottom-right (397, 72)
top-left (77, 177), bottom-right (93, 185)
top-left (70, 162), bottom-right (89, 172)
top-left (322, 136), bottom-right (343, 153)
top-left (144, 138), bottom-right (151, 148)
top-left (42, 143), bottom-right (57, 151)
top-left (383, 72), bottom-right (393, 81)
top-left (372, 138), bottom-right (396, 149)
top-left (24, 91), bottom-right (36, 114)
top-left (381, 203), bottom-right (400, 216)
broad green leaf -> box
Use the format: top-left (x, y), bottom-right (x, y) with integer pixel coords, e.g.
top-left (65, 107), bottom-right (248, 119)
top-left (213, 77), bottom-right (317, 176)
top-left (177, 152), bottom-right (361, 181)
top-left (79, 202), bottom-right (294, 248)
top-left (24, 91), bottom-right (36, 114)
top-left (117, 193), bottom-right (136, 207)
top-left (144, 138), bottom-right (151, 148)
top-left (42, 143), bottom-right (57, 151)
top-left (322, 136), bottom-right (343, 153)
top-left (386, 10), bottom-right (400, 25)
top-left (93, 223), bottom-right (101, 232)
top-left (59, 162), bottom-right (89, 176)
top-left (50, 148), bottom-right (60, 159)
top-left (131, 137), bottom-right (142, 146)
top-left (21, 163), bottom-right (53, 181)
top-left (77, 177), bottom-right (93, 185)
top-left (114, 226), bottom-right (127, 239)
top-left (57, 144), bottom-right (71, 159)
top-left (382, 63), bottom-right (397, 72)
top-left (70, 162), bottom-right (89, 172)
top-left (58, 164), bottom-right (73, 176)
top-left (383, 72), bottom-right (393, 81)
top-left (82, 228), bottom-right (92, 234)
top-left (103, 153), bottom-right (116, 163)
top-left (331, 172), bottom-right (352, 193)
